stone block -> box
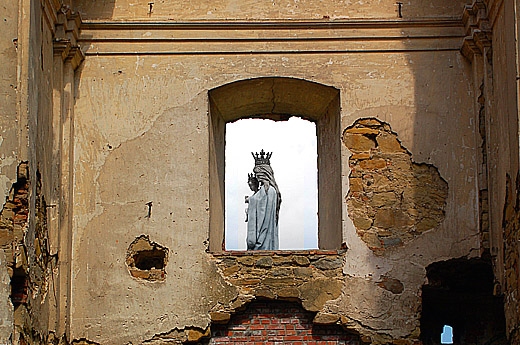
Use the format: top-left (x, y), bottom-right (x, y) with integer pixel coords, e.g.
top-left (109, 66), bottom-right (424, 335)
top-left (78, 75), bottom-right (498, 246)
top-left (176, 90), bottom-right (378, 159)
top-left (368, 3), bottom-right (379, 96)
top-left (237, 256), bottom-right (256, 266)
top-left (351, 153), bottom-right (371, 160)
top-left (312, 257), bottom-right (343, 270)
top-left (346, 127), bottom-right (380, 135)
top-left (352, 216), bottom-right (372, 230)
top-left (313, 312), bottom-right (340, 324)
top-left (360, 158), bottom-right (387, 170)
top-left (210, 312), bottom-right (231, 323)
top-left (291, 256), bottom-right (310, 266)
top-left (374, 209), bottom-right (413, 229)
top-left (255, 256), bottom-right (273, 268)
top-left (343, 133), bottom-right (376, 152)
top-left (187, 327), bottom-right (210, 342)
top-left (300, 279), bottom-right (343, 312)
top-left (254, 287), bottom-right (275, 299)
top-left (223, 264), bottom-right (240, 276)
top-left (371, 192), bottom-right (397, 207)
top-left (277, 287), bottom-right (300, 299)
top-left (349, 178), bottom-right (363, 192)
top-left (294, 267), bottom-right (313, 278)
top-left (377, 133), bottom-right (405, 153)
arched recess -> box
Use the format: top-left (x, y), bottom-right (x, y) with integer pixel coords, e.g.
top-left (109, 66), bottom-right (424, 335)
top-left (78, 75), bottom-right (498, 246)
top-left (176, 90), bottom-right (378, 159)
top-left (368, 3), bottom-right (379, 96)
top-left (208, 77), bottom-right (341, 253)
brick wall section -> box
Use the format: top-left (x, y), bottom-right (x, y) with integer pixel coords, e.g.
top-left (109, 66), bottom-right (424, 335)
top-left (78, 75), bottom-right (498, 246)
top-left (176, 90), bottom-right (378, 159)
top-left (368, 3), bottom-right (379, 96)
top-left (0, 163), bottom-right (29, 270)
top-left (209, 301), bottom-right (361, 345)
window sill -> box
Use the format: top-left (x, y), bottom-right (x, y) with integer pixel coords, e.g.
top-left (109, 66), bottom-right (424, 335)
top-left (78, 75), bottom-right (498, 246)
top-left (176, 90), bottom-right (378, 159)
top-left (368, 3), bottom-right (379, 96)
top-left (212, 249), bottom-right (347, 257)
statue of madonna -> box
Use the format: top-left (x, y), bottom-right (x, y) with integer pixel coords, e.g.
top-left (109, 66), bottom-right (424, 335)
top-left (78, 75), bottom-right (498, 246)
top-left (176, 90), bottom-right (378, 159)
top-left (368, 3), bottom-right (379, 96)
top-left (245, 150), bottom-right (281, 250)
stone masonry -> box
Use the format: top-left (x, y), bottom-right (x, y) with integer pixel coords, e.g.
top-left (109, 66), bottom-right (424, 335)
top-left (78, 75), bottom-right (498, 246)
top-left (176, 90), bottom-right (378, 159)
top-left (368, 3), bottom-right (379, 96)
top-left (344, 118), bottom-right (448, 254)
top-left (211, 251), bottom-right (346, 318)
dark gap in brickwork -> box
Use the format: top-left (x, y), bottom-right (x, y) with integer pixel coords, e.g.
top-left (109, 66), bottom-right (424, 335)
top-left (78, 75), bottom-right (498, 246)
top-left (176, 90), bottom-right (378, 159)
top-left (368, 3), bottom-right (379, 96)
top-left (208, 301), bottom-right (361, 344)
top-left (420, 258), bottom-right (506, 345)
top-left (10, 267), bottom-right (28, 307)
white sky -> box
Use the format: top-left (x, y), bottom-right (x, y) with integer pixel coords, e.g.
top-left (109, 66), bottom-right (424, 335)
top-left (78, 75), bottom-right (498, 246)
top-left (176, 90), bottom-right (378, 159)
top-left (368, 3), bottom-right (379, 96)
top-left (225, 117), bottom-right (318, 250)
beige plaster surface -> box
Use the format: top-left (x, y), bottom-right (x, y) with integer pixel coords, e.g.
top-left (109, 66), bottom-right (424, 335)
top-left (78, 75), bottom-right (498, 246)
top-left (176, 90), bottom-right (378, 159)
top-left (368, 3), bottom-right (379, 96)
top-left (0, 1), bottom-right (21, 342)
top-left (9, 0), bottom-right (520, 344)
top-left (71, 38), bottom-right (478, 342)
top-left (74, 0), bottom-right (469, 21)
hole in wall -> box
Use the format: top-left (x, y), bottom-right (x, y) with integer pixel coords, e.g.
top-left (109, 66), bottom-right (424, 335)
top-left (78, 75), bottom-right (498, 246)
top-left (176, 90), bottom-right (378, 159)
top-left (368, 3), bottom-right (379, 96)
top-left (126, 235), bottom-right (168, 281)
top-left (10, 268), bottom-right (28, 307)
top-left (133, 249), bottom-right (166, 270)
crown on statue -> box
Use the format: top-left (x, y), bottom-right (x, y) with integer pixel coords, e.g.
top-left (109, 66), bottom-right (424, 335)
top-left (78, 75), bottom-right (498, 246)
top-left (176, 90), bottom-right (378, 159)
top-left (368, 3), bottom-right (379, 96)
top-left (251, 149), bottom-right (272, 166)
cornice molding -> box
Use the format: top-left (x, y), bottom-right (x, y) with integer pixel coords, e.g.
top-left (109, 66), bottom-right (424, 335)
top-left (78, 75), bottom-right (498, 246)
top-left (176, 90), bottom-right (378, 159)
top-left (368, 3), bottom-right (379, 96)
top-left (53, 39), bottom-right (71, 60)
top-left (461, 0), bottom-right (492, 61)
top-left (42, 0), bottom-right (61, 33)
top-left (82, 18), bottom-right (463, 31)
top-left (65, 46), bottom-right (85, 70)
top-left (79, 18), bottom-right (465, 56)
top-left (53, 5), bottom-right (84, 69)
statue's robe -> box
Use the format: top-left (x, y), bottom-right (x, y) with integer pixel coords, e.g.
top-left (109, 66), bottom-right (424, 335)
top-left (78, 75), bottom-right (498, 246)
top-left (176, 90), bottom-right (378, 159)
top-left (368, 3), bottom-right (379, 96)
top-left (246, 185), bottom-right (279, 250)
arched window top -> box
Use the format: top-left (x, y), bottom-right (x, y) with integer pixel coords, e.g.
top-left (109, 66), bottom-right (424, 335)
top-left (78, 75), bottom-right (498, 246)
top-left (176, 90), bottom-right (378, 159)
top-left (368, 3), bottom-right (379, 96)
top-left (209, 77), bottom-right (339, 123)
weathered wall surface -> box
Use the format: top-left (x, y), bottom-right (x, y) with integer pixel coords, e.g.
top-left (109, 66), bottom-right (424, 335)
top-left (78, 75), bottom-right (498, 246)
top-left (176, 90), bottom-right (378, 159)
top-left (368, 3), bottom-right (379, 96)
top-left (0, 0), bottom-right (20, 341)
top-left (73, 0), bottom-right (468, 21)
top-left (8, 0), bottom-right (520, 344)
top-left (0, 0), bottom-right (84, 343)
top-left (70, 1), bottom-right (482, 342)
top-left (483, 0), bottom-right (520, 342)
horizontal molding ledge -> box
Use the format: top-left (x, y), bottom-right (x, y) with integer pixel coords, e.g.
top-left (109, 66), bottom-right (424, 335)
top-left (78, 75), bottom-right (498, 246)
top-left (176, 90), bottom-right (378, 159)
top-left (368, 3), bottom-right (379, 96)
top-left (82, 18), bottom-right (463, 30)
top-left (80, 19), bottom-right (464, 55)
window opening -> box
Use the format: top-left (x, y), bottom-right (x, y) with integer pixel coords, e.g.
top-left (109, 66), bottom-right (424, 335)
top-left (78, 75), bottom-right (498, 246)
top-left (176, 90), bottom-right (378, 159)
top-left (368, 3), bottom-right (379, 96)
top-left (225, 117), bottom-right (318, 250)
top-left (441, 325), bottom-right (453, 344)
top-left (208, 77), bottom-right (342, 253)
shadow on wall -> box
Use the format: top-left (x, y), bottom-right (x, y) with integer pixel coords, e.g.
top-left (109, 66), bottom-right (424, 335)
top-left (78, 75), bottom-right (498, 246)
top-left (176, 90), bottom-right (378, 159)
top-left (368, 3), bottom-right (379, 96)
top-left (72, 0), bottom-right (117, 20)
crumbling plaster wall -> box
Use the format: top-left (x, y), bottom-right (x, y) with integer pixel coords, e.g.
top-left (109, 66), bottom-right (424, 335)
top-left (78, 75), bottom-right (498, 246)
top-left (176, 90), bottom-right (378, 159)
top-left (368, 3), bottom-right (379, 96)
top-left (481, 0), bottom-right (520, 342)
top-left (70, 0), bottom-right (480, 340)
top-left (0, 0), bottom-right (21, 342)
top-left (0, 0), bottom-right (84, 343)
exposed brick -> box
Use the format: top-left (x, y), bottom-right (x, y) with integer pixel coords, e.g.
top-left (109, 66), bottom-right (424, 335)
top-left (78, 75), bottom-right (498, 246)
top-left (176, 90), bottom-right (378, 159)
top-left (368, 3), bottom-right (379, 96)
top-left (209, 302), bottom-right (360, 344)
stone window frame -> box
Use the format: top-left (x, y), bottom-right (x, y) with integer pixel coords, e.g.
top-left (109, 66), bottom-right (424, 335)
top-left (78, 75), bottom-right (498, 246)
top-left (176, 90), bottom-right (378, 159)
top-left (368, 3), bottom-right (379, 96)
top-left (208, 77), bottom-right (343, 253)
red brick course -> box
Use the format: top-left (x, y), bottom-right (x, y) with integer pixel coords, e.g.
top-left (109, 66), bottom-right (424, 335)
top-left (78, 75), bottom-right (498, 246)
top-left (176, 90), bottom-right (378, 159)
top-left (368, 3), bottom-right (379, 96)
top-left (209, 302), bottom-right (360, 344)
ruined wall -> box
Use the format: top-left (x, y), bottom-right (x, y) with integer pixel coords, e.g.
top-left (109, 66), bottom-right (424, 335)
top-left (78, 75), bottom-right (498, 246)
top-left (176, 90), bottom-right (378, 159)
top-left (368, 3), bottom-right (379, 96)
top-left (0, 0), bottom-right (21, 341)
top-left (467, 0), bottom-right (520, 342)
top-left (5, 0), bottom-right (520, 344)
top-left (0, 0), bottom-right (84, 343)
top-left (66, 1), bottom-right (486, 344)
